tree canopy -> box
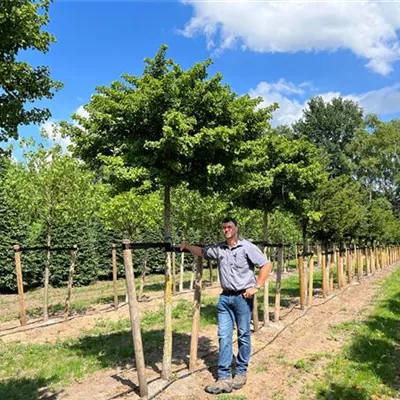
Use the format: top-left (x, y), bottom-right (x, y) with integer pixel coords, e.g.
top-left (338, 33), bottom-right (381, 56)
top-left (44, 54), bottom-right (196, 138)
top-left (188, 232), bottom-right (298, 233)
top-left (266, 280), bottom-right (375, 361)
top-left (0, 0), bottom-right (62, 144)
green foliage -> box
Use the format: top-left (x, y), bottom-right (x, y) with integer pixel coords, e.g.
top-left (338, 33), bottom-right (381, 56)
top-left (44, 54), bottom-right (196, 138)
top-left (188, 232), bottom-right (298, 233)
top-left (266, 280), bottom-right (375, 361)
top-left (236, 132), bottom-right (325, 213)
top-left (0, 0), bottom-right (62, 143)
top-left (0, 156), bottom-right (27, 291)
top-left (350, 117), bottom-right (400, 216)
top-left (99, 188), bottom-right (162, 238)
top-left (61, 45), bottom-right (276, 241)
top-left (293, 96), bottom-right (364, 177)
top-left (1, 143), bottom-right (109, 290)
top-left (309, 176), bottom-right (368, 243)
top-left (172, 184), bottom-right (226, 243)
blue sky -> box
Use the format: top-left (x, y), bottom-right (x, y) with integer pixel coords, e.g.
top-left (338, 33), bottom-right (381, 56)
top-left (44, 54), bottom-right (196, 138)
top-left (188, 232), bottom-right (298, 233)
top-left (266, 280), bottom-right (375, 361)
top-left (12, 0), bottom-right (400, 157)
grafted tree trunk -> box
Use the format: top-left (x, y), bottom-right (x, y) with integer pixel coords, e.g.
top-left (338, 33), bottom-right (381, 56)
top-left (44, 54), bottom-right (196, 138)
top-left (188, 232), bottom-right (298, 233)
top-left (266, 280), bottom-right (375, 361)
top-left (162, 185), bottom-right (173, 381)
top-left (43, 230), bottom-right (51, 322)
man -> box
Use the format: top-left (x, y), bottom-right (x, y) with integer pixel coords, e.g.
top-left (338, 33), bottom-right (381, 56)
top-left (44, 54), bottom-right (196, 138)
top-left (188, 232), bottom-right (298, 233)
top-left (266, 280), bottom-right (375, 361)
top-left (178, 217), bottom-right (271, 394)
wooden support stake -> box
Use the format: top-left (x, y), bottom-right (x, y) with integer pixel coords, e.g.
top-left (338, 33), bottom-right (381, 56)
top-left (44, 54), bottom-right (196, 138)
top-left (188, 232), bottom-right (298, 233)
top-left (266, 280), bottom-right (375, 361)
top-left (189, 255), bottom-right (203, 371)
top-left (208, 260), bottom-right (213, 286)
top-left (322, 249), bottom-right (327, 298)
top-left (263, 278), bottom-right (269, 327)
top-left (122, 239), bottom-right (148, 398)
top-left (299, 250), bottom-right (305, 310)
top-left (253, 293), bottom-right (259, 332)
top-left (13, 245), bottom-right (27, 326)
top-left (112, 244), bottom-right (118, 309)
top-left (307, 253), bottom-right (314, 306)
top-left (179, 252), bottom-right (185, 292)
top-left (336, 248), bottom-right (341, 289)
top-left (274, 246), bottom-right (283, 322)
top-left (172, 252), bottom-right (176, 295)
top-left (64, 245), bottom-right (78, 320)
top-left (357, 248), bottom-right (363, 281)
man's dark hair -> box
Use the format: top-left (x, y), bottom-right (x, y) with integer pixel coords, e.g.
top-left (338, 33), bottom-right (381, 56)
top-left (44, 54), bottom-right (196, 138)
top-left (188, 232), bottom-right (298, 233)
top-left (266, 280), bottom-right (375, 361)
top-left (222, 217), bottom-right (238, 226)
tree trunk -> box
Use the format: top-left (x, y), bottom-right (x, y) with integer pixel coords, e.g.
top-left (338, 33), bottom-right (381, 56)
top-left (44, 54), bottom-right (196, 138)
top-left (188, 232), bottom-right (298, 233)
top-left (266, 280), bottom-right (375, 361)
top-left (43, 230), bottom-right (51, 322)
top-left (138, 257), bottom-right (147, 302)
top-left (162, 185), bottom-right (173, 381)
top-left (179, 251), bottom-right (185, 292)
top-left (64, 246), bottom-right (78, 320)
top-left (190, 260), bottom-right (195, 290)
top-left (262, 209), bottom-right (269, 243)
top-left (262, 210), bottom-right (269, 326)
top-left (302, 221), bottom-right (308, 253)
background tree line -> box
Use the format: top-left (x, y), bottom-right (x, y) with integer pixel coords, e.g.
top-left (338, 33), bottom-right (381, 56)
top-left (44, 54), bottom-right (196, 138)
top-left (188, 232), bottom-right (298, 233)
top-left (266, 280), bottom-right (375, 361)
top-left (0, 1), bottom-right (399, 292)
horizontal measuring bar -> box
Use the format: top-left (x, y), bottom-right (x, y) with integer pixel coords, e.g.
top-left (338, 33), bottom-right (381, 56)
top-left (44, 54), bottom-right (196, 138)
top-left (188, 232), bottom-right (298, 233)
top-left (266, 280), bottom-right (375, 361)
top-left (121, 242), bottom-right (204, 252)
top-left (251, 241), bottom-right (291, 247)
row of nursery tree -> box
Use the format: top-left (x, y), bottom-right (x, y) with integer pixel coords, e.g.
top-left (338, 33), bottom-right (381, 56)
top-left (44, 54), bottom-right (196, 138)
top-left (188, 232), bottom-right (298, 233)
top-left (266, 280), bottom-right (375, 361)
top-left (1, 0), bottom-right (399, 292)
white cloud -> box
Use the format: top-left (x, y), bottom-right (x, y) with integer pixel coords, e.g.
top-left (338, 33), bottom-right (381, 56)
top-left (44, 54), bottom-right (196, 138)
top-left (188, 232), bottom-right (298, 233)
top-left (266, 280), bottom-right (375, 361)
top-left (40, 120), bottom-right (71, 152)
top-left (354, 83), bottom-right (400, 114)
top-left (249, 80), bottom-right (400, 126)
top-left (75, 105), bottom-right (90, 120)
top-left (181, 1), bottom-right (400, 75)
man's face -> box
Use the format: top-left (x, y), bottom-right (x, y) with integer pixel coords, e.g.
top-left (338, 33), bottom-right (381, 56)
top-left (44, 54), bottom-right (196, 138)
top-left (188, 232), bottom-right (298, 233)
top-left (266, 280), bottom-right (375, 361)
top-left (222, 222), bottom-right (238, 240)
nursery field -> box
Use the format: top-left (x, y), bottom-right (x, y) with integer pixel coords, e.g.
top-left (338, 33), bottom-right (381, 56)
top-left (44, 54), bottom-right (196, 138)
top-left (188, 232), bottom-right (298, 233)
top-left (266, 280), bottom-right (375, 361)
top-left (1, 261), bottom-right (399, 400)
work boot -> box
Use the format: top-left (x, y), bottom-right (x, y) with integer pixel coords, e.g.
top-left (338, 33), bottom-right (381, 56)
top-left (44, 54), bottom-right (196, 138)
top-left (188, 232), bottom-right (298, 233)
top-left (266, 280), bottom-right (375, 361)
top-left (205, 378), bottom-right (233, 394)
top-left (232, 374), bottom-right (247, 390)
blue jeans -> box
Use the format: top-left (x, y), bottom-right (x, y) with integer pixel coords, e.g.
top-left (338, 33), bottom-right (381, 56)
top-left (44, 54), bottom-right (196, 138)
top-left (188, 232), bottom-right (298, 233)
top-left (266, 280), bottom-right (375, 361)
top-left (216, 293), bottom-right (253, 379)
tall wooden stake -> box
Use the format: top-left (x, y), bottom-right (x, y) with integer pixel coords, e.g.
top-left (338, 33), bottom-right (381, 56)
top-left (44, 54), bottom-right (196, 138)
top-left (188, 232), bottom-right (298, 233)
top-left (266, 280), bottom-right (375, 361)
top-left (322, 249), bottom-right (327, 298)
top-left (14, 245), bottom-right (27, 326)
top-left (179, 252), bottom-right (185, 292)
top-left (299, 250), bottom-right (305, 310)
top-left (122, 239), bottom-right (148, 398)
top-left (189, 255), bottom-right (203, 371)
top-left (253, 293), bottom-right (259, 332)
top-left (307, 253), bottom-right (314, 306)
top-left (274, 245), bottom-right (283, 321)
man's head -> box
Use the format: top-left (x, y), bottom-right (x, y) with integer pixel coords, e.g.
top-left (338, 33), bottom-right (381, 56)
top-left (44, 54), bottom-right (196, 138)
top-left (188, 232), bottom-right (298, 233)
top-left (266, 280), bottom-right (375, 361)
top-left (221, 217), bottom-right (238, 240)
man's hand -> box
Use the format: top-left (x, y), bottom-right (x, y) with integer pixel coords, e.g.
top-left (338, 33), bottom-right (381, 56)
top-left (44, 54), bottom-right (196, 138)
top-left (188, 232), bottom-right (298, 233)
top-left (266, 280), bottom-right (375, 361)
top-left (177, 243), bottom-right (203, 257)
top-left (243, 287), bottom-right (258, 299)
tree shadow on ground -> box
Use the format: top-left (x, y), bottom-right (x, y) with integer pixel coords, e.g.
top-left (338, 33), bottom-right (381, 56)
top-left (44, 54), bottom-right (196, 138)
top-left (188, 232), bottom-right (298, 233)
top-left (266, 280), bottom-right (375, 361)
top-left (0, 377), bottom-right (62, 400)
top-left (70, 327), bottom-right (215, 376)
top-left (316, 382), bottom-right (370, 399)
top-left (347, 314), bottom-right (400, 388)
top-left (317, 290), bottom-right (400, 399)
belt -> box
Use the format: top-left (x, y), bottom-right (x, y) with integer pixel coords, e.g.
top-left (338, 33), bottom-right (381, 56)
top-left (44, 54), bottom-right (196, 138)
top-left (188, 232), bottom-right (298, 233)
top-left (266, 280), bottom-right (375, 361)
top-left (221, 289), bottom-right (246, 296)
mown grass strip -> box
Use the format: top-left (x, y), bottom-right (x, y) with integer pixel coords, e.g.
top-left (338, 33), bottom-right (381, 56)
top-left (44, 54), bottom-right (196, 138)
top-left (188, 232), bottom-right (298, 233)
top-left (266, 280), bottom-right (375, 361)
top-left (312, 267), bottom-right (400, 399)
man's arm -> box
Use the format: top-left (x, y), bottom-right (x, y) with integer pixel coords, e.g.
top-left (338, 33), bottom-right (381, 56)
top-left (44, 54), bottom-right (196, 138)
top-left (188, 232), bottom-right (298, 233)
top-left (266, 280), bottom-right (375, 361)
top-left (177, 243), bottom-right (203, 258)
top-left (243, 262), bottom-right (272, 299)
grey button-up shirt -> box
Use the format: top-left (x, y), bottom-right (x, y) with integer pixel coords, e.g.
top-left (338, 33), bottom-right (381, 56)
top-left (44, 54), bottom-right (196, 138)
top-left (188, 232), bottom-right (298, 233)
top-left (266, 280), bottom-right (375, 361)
top-left (202, 237), bottom-right (268, 291)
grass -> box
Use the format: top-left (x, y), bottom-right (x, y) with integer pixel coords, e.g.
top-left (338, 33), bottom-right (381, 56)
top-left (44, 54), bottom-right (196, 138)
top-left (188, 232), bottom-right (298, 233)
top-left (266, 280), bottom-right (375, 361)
top-left (0, 296), bottom-right (219, 400)
top-left (312, 267), bottom-right (400, 399)
top-left (0, 269), bottom-right (218, 324)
